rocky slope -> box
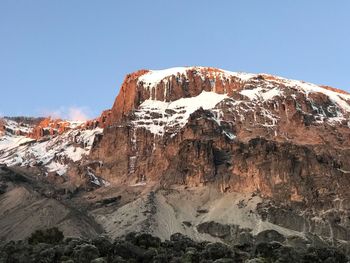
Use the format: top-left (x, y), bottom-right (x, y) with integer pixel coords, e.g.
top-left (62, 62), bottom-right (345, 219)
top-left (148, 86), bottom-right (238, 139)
top-left (1, 66), bottom-right (350, 256)
top-left (0, 166), bottom-right (102, 242)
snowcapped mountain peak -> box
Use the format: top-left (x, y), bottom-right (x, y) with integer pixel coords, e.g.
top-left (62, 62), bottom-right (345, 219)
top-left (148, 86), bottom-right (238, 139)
top-left (108, 67), bottom-right (349, 137)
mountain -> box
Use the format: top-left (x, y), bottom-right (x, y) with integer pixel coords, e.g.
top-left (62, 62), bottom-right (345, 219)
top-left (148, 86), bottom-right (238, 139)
top-left (1, 66), bottom-right (350, 259)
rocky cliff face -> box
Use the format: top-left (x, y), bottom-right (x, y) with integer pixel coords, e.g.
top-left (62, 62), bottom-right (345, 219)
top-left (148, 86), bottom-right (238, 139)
top-left (83, 67), bottom-right (350, 242)
top-left (29, 117), bottom-right (79, 139)
top-left (90, 67), bottom-right (350, 192)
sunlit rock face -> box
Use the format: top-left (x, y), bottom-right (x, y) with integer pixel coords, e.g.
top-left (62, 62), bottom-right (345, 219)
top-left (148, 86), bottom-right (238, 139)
top-left (91, 66), bottom-right (350, 186)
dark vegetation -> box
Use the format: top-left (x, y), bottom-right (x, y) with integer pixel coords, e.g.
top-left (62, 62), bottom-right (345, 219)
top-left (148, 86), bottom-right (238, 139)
top-left (0, 228), bottom-right (348, 263)
top-left (28, 228), bottom-right (64, 245)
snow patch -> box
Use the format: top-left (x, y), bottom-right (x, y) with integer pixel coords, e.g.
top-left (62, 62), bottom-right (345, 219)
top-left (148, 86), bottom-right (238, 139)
top-left (138, 67), bottom-right (190, 88)
top-left (240, 87), bottom-right (283, 101)
top-left (133, 91), bottom-right (227, 135)
top-left (0, 135), bottom-right (34, 152)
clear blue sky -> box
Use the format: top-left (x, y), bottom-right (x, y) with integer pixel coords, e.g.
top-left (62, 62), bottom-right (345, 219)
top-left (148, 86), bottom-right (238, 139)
top-left (1, 0), bottom-right (349, 119)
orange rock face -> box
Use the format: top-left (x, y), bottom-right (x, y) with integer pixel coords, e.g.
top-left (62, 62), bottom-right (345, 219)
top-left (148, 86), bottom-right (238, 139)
top-left (29, 118), bottom-right (78, 139)
top-left (84, 109), bottom-right (111, 129)
top-left (0, 119), bottom-right (5, 135)
top-left (105, 68), bottom-right (244, 125)
top-left (106, 70), bottom-right (149, 125)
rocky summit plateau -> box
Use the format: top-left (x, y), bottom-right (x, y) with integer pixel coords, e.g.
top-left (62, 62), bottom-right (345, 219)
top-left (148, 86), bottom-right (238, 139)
top-left (1, 66), bottom-right (350, 262)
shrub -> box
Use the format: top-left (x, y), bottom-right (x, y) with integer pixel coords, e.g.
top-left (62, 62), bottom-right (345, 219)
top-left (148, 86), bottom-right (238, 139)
top-left (28, 227), bottom-right (64, 245)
